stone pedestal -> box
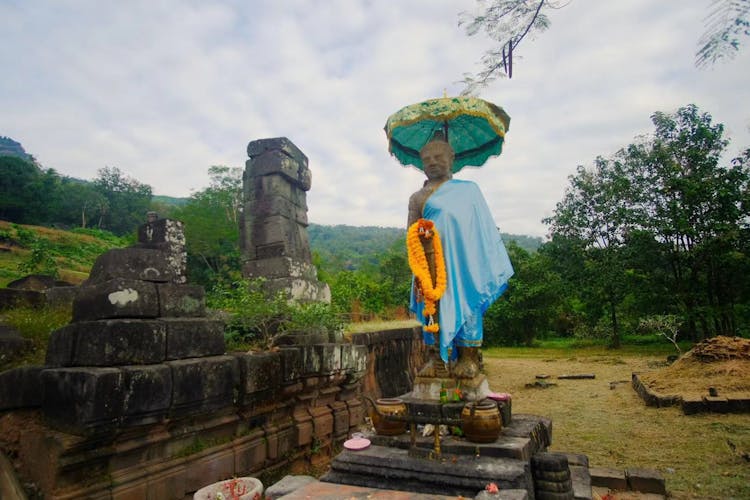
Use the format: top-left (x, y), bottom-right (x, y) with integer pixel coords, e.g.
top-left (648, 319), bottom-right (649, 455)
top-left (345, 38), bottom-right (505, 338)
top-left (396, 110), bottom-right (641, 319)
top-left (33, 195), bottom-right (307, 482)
top-left (409, 374), bottom-right (491, 402)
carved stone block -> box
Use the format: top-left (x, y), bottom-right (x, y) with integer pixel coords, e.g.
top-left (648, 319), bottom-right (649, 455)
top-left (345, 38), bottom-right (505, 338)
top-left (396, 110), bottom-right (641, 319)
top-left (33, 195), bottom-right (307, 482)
top-left (316, 344), bottom-right (342, 374)
top-left (46, 319), bottom-right (167, 367)
top-left (243, 257), bottom-right (317, 280)
top-left (86, 248), bottom-right (175, 284)
top-left (277, 346), bottom-right (302, 383)
top-left (162, 318), bottom-right (225, 360)
top-left (309, 405), bottom-right (333, 439)
top-left (157, 284), bottom-right (205, 317)
top-left (168, 356), bottom-right (235, 417)
top-left (136, 218), bottom-right (187, 283)
top-left (293, 408), bottom-right (314, 447)
top-left (235, 352), bottom-right (281, 404)
top-left (73, 278), bottom-right (159, 322)
top-left (330, 401), bottom-right (350, 437)
top-left (0, 366), bottom-right (43, 410)
top-left (233, 430), bottom-right (267, 474)
top-left (41, 367), bottom-right (124, 433)
top-left (247, 137), bottom-right (309, 170)
top-left (121, 364), bottom-right (172, 425)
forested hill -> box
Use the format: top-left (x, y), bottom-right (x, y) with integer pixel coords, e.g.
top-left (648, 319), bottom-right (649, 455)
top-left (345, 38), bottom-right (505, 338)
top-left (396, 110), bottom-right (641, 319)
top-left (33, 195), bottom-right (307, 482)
top-left (0, 136), bottom-right (34, 162)
top-left (308, 223), bottom-right (543, 272)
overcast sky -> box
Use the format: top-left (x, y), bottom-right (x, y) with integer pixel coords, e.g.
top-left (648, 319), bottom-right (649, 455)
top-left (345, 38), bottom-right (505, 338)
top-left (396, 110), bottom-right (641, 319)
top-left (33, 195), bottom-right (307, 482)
top-left (2, 1), bottom-right (749, 238)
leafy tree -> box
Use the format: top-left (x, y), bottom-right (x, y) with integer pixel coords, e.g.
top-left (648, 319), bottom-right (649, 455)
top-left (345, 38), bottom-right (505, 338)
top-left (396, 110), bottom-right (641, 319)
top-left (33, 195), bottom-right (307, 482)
top-left (56, 178), bottom-right (109, 228)
top-left (0, 157), bottom-right (61, 225)
top-left (696, 0), bottom-right (750, 68)
top-left (0, 156), bottom-right (42, 222)
top-left (620, 105), bottom-right (749, 338)
top-left (93, 166), bottom-right (153, 235)
top-left (172, 166), bottom-right (243, 286)
top-left (484, 241), bottom-right (564, 346)
top-left (544, 156), bottom-right (637, 347)
top-left (459, 0), bottom-right (556, 90)
top-left (546, 104), bottom-right (750, 342)
top-left (460, 1), bottom-right (750, 91)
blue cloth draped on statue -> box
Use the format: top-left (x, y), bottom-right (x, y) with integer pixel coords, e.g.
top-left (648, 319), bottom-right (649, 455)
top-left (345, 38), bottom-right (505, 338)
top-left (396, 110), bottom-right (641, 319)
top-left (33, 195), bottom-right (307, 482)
top-left (410, 179), bottom-right (514, 363)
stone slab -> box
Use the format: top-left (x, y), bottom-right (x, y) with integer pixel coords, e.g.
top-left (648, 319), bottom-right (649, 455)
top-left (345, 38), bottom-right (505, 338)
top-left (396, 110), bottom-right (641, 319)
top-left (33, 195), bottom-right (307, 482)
top-left (41, 366), bottom-right (125, 433)
top-left (243, 256), bottom-right (317, 280)
top-left (162, 318), bottom-right (225, 360)
top-left (247, 137), bottom-right (309, 169)
top-left (86, 247), bottom-right (175, 284)
top-left (570, 464), bottom-right (593, 500)
top-left (322, 445), bottom-right (533, 497)
top-left (168, 356), bottom-right (236, 417)
top-left (235, 351), bottom-right (281, 404)
top-left (73, 278), bottom-right (159, 322)
top-left (157, 283), bottom-right (205, 317)
top-left (0, 288), bottom-right (44, 310)
top-left (589, 466), bottom-right (627, 491)
top-left (0, 365), bottom-right (43, 410)
top-left (376, 432), bottom-right (535, 462)
top-left (626, 467), bottom-right (666, 495)
top-left (121, 364), bottom-right (172, 425)
top-left (681, 396), bottom-right (705, 415)
top-left (265, 474), bottom-right (318, 499)
top-left (0, 324), bottom-right (32, 363)
top-left (278, 480), bottom-right (462, 499)
top-left (703, 395), bottom-right (729, 413)
top-left (46, 319), bottom-right (167, 367)
top-left (410, 375), bottom-right (490, 401)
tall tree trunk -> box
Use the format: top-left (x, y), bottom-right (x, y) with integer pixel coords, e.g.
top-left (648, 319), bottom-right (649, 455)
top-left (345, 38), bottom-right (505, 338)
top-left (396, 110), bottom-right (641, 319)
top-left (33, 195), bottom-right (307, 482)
top-left (608, 293), bottom-right (620, 348)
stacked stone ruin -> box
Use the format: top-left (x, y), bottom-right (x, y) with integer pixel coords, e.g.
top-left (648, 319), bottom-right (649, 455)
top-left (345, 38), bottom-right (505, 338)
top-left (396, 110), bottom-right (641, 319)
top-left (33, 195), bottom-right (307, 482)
top-left (241, 137), bottom-right (330, 303)
top-left (42, 217), bottom-right (232, 432)
top-left (0, 216), bottom-right (369, 499)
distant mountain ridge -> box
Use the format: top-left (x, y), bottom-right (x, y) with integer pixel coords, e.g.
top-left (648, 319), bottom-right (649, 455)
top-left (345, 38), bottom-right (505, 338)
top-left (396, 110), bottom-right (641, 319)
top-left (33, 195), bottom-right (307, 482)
top-left (0, 136), bottom-right (34, 162)
top-left (307, 223), bottom-right (543, 273)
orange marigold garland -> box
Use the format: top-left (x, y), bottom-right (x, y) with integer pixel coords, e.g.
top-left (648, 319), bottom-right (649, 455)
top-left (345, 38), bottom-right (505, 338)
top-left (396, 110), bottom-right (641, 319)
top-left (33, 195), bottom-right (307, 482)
top-left (407, 218), bottom-right (447, 334)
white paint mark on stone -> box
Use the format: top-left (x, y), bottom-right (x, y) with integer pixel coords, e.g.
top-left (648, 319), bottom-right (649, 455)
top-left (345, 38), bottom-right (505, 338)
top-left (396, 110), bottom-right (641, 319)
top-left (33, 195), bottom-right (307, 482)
top-left (108, 288), bottom-right (139, 306)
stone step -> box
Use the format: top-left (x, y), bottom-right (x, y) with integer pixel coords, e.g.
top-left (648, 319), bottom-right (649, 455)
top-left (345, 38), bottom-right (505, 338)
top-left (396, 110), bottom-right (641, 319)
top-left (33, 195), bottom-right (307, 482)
top-left (322, 445), bottom-right (532, 497)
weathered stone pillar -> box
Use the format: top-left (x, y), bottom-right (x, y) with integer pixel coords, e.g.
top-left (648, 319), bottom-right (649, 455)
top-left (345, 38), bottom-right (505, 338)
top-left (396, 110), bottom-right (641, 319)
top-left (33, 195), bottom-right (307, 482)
top-left (241, 137), bottom-right (330, 302)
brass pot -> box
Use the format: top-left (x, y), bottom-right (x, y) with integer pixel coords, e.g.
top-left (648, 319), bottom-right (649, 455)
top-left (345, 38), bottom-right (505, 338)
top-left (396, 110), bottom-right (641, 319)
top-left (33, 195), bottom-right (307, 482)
top-left (371, 398), bottom-right (408, 436)
top-left (461, 400), bottom-right (501, 443)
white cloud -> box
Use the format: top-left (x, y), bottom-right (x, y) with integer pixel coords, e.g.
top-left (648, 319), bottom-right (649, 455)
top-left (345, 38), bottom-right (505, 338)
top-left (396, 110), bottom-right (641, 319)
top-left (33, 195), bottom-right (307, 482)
top-left (1, 0), bottom-right (749, 238)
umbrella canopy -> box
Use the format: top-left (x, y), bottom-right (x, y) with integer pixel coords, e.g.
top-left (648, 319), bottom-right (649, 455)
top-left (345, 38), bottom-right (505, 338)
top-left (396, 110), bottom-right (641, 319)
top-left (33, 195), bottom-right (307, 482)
top-left (384, 96), bottom-right (511, 173)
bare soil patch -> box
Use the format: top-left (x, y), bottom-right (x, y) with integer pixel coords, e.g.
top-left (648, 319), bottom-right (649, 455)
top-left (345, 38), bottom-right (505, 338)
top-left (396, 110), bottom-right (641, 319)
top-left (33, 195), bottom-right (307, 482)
top-left (638, 336), bottom-right (750, 399)
top-left (483, 349), bottom-right (750, 499)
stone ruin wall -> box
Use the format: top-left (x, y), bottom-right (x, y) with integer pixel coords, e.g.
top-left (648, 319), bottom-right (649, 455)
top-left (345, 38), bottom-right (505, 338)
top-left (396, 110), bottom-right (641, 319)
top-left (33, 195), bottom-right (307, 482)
top-left (0, 216), bottom-right (421, 499)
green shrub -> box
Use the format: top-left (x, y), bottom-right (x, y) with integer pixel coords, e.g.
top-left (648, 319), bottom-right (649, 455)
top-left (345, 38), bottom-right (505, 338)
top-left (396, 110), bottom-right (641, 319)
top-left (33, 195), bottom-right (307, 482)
top-left (0, 305), bottom-right (71, 369)
top-left (207, 279), bottom-right (343, 351)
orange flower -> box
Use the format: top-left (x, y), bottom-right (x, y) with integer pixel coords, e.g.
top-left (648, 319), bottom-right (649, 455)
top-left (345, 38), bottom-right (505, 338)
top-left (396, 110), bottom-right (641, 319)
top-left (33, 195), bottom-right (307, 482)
top-left (407, 218), bottom-right (447, 335)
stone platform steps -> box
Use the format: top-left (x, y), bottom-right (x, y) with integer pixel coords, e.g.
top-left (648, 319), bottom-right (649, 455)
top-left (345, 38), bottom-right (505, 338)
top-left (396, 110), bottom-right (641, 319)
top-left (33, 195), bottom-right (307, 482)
top-left (321, 444), bottom-right (533, 498)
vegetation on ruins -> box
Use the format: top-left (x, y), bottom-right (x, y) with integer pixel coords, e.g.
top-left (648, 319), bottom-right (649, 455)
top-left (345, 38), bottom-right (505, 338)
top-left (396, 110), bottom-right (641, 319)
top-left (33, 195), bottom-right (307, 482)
top-left (207, 278), bottom-right (344, 351)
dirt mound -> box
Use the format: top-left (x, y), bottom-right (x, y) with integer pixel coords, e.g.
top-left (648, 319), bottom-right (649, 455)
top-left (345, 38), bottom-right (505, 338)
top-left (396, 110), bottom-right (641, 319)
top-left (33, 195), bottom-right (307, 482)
top-left (682, 335), bottom-right (750, 362)
top-left (639, 336), bottom-right (750, 398)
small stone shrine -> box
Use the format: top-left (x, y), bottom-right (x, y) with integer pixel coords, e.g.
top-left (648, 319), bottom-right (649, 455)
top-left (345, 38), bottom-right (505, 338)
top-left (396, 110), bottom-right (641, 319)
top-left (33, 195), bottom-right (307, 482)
top-left (241, 137), bottom-right (330, 302)
top-left (44, 214), bottom-right (230, 433)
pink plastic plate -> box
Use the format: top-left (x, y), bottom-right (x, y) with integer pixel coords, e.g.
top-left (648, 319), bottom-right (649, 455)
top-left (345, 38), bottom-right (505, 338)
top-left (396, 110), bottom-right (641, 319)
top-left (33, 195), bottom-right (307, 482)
top-left (487, 392), bottom-right (510, 401)
top-left (343, 437), bottom-right (371, 451)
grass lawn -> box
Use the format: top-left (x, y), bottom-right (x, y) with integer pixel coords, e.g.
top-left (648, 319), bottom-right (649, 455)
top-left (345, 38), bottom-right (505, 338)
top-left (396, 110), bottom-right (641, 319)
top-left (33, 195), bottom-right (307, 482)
top-left (483, 343), bottom-right (750, 499)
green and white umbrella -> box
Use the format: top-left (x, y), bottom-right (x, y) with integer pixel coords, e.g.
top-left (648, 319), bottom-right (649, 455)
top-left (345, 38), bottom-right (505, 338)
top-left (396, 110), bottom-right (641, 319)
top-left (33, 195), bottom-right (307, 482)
top-left (384, 96), bottom-right (511, 173)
